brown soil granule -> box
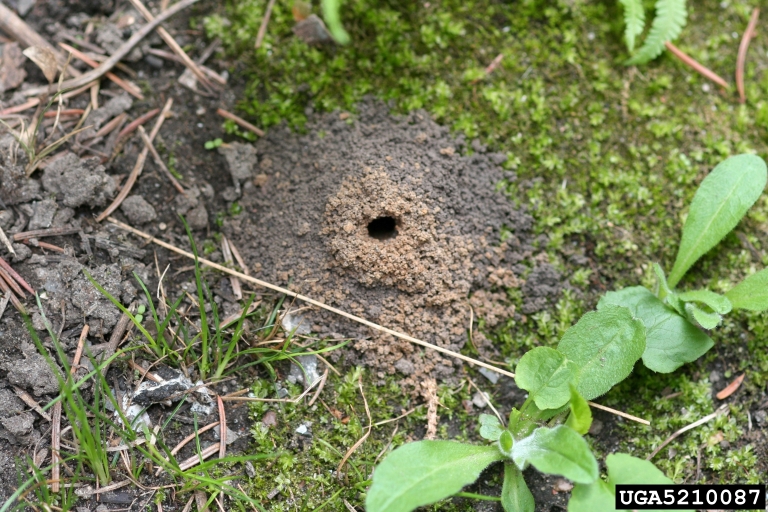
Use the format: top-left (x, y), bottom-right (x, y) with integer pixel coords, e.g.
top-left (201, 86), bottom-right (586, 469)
top-left (224, 100), bottom-right (561, 383)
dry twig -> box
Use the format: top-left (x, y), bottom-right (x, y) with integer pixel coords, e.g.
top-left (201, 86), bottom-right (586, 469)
top-left (216, 108), bottom-right (265, 137)
top-left (0, 256), bottom-right (34, 294)
top-left (647, 404), bottom-right (728, 460)
top-left (137, 125), bottom-right (186, 195)
top-left (736, 8), bottom-right (760, 104)
top-left (255, 0), bottom-right (278, 49)
top-left (58, 43), bottom-right (144, 99)
top-left (665, 41), bottom-right (728, 89)
top-left (97, 98), bottom-right (173, 222)
top-left (22, 0), bottom-right (200, 98)
top-left (217, 396), bottom-right (227, 459)
top-left (127, 0), bottom-right (214, 91)
top-left (107, 218), bottom-right (652, 426)
top-left (337, 373), bottom-right (371, 478)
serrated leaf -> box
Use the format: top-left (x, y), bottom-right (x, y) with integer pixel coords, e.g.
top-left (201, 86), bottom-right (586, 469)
top-left (598, 287), bottom-right (713, 373)
top-left (565, 385), bottom-right (592, 435)
top-left (501, 463), bottom-right (535, 512)
top-left (556, 306), bottom-right (645, 400)
top-left (511, 426), bottom-right (598, 484)
top-left (726, 268), bottom-right (768, 311)
top-left (366, 441), bottom-right (504, 512)
top-left (625, 0), bottom-right (687, 65)
top-left (569, 454), bottom-right (694, 512)
top-left (515, 346), bottom-right (576, 410)
top-left (678, 289), bottom-right (732, 314)
top-left (479, 413), bottom-right (504, 442)
top-left (685, 302), bottom-right (721, 329)
top-left (619, 0), bottom-right (645, 53)
top-left (668, 154), bottom-right (768, 287)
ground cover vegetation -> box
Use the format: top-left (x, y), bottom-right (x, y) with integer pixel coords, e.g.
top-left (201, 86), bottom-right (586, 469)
top-left (197, 0), bottom-right (768, 509)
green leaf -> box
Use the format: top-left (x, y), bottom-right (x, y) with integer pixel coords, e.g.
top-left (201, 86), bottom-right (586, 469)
top-left (565, 385), bottom-right (592, 436)
top-left (501, 463), bottom-right (534, 512)
top-left (511, 426), bottom-right (598, 484)
top-left (668, 154), bottom-right (768, 287)
top-left (619, 0), bottom-right (645, 53)
top-left (498, 430), bottom-right (514, 456)
top-left (366, 441), bottom-right (504, 512)
top-left (726, 268), bottom-right (768, 311)
top-left (556, 306), bottom-right (645, 400)
top-left (321, 0), bottom-right (350, 44)
top-left (568, 454), bottom-right (694, 512)
top-left (568, 479), bottom-right (614, 512)
top-left (685, 302), bottom-right (721, 329)
top-left (515, 347), bottom-right (576, 410)
top-left (625, 0), bottom-right (686, 65)
top-left (652, 263), bottom-right (684, 314)
top-left (678, 289), bottom-right (732, 314)
top-left (479, 414), bottom-right (504, 442)
top-left (598, 287), bottom-right (714, 373)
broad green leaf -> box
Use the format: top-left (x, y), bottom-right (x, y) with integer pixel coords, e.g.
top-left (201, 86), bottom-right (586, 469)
top-left (515, 347), bottom-right (576, 410)
top-left (668, 154), bottom-right (768, 287)
top-left (556, 306), bottom-right (645, 400)
top-left (366, 441), bottom-right (504, 512)
top-left (598, 287), bottom-right (714, 373)
top-left (479, 414), bottom-right (504, 442)
top-left (501, 463), bottom-right (534, 512)
top-left (726, 268), bottom-right (768, 311)
top-left (569, 454), bottom-right (693, 512)
top-left (685, 302), bottom-right (721, 329)
top-left (511, 426), bottom-right (598, 484)
top-left (565, 385), bottom-right (592, 435)
top-left (568, 479), bottom-right (614, 512)
top-left (678, 289), bottom-right (732, 314)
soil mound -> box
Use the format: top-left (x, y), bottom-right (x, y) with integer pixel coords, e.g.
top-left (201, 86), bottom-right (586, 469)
top-left (224, 101), bottom-right (561, 382)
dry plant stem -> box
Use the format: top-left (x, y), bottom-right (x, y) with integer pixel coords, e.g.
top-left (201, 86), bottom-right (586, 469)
top-left (255, 0), bottom-right (278, 48)
top-left (96, 98), bottom-right (173, 222)
top-left (216, 108), bottom-right (265, 137)
top-left (22, 0), bottom-right (200, 98)
top-left (217, 396), bottom-right (227, 459)
top-left (51, 399), bottom-right (62, 493)
top-left (0, 3), bottom-right (81, 77)
top-left (43, 109), bottom-right (85, 118)
top-left (118, 108), bottom-right (160, 139)
top-left (145, 48), bottom-right (226, 83)
top-left (221, 237), bottom-right (242, 299)
top-left (647, 404), bottom-right (728, 460)
top-left (0, 266), bottom-right (26, 298)
top-left (308, 368), bottom-right (329, 407)
top-left (467, 377), bottom-right (503, 426)
top-left (12, 386), bottom-right (51, 421)
top-left (0, 225), bottom-right (15, 255)
top-left (91, 112), bottom-right (127, 141)
top-left (137, 125), bottom-right (187, 195)
top-left (101, 302), bottom-right (136, 375)
top-left (107, 218), bottom-right (652, 426)
top-left (12, 226), bottom-right (81, 241)
top-left (127, 0), bottom-right (214, 91)
top-left (665, 42), bottom-right (728, 89)
top-left (0, 255), bottom-right (33, 293)
top-left (169, 421), bottom-right (220, 457)
top-left (35, 240), bottom-right (66, 253)
top-left (128, 359), bottom-right (162, 382)
top-left (58, 43), bottom-right (144, 99)
top-left (0, 276), bottom-right (25, 314)
top-left (177, 443), bottom-right (220, 471)
top-left (736, 8), bottom-right (760, 104)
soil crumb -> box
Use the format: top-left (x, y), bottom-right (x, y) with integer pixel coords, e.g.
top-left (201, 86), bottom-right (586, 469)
top-left (225, 100), bottom-right (560, 383)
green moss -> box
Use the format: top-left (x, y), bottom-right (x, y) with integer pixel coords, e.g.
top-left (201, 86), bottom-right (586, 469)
top-left (203, 0), bottom-right (768, 508)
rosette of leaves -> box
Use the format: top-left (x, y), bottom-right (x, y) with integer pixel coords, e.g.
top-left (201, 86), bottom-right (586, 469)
top-left (599, 154), bottom-right (768, 373)
top-left (366, 306), bottom-right (672, 512)
top-left (621, 0), bottom-right (687, 65)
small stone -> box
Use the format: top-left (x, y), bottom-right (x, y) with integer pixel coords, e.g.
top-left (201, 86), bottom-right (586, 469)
top-left (394, 358), bottom-right (415, 376)
top-left (186, 203), bottom-right (208, 230)
top-left (471, 391), bottom-right (488, 408)
top-left (709, 370), bottom-right (722, 383)
top-left (287, 354), bottom-right (320, 388)
top-left (478, 367), bottom-right (499, 384)
top-left (588, 419), bottom-right (604, 436)
top-left (158, 222), bottom-right (167, 230)
top-left (554, 479), bottom-right (573, 493)
top-left (213, 425), bottom-right (239, 445)
top-left (52, 207), bottom-right (74, 227)
top-left (244, 461), bottom-right (256, 478)
top-left (295, 424), bottom-right (308, 435)
top-left (144, 55), bottom-right (164, 69)
top-left (120, 195), bottom-right (157, 224)
top-left (262, 410), bottom-right (278, 427)
top-left (11, 243), bottom-right (31, 262)
top-left (753, 410), bottom-right (766, 426)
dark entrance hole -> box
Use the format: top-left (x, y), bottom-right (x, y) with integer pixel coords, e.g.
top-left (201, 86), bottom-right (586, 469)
top-left (367, 216), bottom-right (398, 240)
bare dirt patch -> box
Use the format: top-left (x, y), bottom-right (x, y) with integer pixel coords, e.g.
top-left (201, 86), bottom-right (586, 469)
top-left (224, 101), bottom-right (562, 384)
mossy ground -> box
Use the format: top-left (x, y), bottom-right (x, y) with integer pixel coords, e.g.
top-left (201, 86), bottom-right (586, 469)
top-left (200, 0), bottom-right (768, 509)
